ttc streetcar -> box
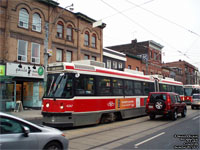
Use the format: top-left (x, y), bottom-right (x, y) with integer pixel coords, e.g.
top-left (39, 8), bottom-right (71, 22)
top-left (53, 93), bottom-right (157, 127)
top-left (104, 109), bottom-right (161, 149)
top-left (42, 60), bottom-right (183, 127)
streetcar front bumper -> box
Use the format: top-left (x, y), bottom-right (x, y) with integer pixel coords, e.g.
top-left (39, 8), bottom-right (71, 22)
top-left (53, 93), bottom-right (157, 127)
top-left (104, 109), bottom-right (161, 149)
top-left (42, 112), bottom-right (74, 128)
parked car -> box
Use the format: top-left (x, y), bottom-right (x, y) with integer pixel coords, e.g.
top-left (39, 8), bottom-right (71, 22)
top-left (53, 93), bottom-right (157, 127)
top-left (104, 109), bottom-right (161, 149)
top-left (0, 112), bottom-right (68, 150)
top-left (191, 94), bottom-right (200, 109)
top-left (145, 92), bottom-right (187, 120)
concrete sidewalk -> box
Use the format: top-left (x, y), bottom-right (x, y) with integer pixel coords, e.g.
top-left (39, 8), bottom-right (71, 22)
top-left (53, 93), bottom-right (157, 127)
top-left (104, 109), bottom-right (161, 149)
top-left (6, 109), bottom-right (43, 124)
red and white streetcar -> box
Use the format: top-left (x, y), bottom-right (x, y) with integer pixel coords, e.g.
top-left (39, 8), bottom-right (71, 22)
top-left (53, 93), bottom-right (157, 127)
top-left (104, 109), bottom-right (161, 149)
top-left (183, 84), bottom-right (200, 104)
top-left (42, 60), bottom-right (183, 127)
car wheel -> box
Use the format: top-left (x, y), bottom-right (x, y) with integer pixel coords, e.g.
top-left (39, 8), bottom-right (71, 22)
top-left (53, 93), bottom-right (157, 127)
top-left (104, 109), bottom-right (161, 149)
top-left (191, 106), bottom-right (194, 109)
top-left (43, 141), bottom-right (62, 150)
top-left (181, 107), bottom-right (187, 117)
top-left (149, 114), bottom-right (155, 120)
top-left (171, 111), bottom-right (177, 121)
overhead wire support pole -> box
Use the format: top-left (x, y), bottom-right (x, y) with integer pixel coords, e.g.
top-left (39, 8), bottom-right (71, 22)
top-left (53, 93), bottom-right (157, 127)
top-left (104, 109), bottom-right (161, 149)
top-left (43, 4), bottom-right (74, 86)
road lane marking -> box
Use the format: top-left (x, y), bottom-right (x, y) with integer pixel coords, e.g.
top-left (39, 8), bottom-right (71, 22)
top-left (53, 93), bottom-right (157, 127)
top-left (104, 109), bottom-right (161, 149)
top-left (135, 132), bottom-right (165, 148)
top-left (192, 115), bottom-right (200, 120)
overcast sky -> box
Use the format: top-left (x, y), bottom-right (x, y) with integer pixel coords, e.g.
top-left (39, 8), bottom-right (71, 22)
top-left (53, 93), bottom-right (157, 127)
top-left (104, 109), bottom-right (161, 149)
top-left (57, 0), bottom-right (200, 70)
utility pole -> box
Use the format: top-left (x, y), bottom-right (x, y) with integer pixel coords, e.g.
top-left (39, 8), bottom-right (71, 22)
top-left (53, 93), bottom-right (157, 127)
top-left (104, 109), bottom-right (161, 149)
top-left (44, 22), bottom-right (49, 85)
top-left (43, 4), bottom-right (74, 86)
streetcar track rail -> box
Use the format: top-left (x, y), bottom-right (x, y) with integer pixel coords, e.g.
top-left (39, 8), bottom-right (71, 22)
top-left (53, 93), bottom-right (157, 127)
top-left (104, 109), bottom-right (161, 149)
top-left (67, 110), bottom-right (198, 150)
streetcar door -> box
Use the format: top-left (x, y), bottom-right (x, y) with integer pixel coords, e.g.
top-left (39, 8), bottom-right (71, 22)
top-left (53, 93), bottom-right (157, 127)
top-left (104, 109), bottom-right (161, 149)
top-left (154, 78), bottom-right (159, 92)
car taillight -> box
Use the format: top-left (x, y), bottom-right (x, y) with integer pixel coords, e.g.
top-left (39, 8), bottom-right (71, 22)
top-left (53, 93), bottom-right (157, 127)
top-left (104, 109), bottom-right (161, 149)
top-left (166, 96), bottom-right (171, 110)
top-left (146, 97), bottom-right (150, 108)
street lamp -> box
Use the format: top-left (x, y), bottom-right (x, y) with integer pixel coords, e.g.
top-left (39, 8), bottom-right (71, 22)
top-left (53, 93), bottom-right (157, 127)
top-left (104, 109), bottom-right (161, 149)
top-left (43, 4), bottom-right (74, 85)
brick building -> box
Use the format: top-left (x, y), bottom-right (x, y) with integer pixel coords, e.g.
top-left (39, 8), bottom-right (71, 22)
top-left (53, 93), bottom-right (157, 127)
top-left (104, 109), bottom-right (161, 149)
top-left (0, 0), bottom-right (105, 111)
top-left (164, 60), bottom-right (199, 85)
top-left (107, 39), bottom-right (164, 75)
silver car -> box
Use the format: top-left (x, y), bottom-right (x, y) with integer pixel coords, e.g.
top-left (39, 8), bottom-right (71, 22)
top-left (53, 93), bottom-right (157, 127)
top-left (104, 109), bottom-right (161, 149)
top-left (0, 112), bottom-right (68, 150)
top-left (191, 94), bottom-right (200, 109)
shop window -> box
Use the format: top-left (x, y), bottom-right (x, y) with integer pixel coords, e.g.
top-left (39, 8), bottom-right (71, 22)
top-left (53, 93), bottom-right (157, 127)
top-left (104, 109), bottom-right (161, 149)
top-left (75, 75), bottom-right (94, 95)
top-left (128, 65), bottom-right (131, 69)
top-left (91, 34), bottom-right (96, 48)
top-left (18, 40), bottom-right (28, 62)
top-left (23, 82), bottom-right (33, 101)
top-left (84, 31), bottom-right (89, 46)
top-left (56, 49), bottom-right (63, 62)
top-left (66, 25), bottom-right (73, 41)
top-left (32, 13), bottom-right (41, 32)
top-left (136, 67), bottom-right (139, 71)
top-left (31, 42), bottom-right (40, 64)
top-left (19, 8), bottom-right (29, 29)
top-left (57, 21), bottom-right (64, 38)
top-left (66, 51), bottom-right (72, 62)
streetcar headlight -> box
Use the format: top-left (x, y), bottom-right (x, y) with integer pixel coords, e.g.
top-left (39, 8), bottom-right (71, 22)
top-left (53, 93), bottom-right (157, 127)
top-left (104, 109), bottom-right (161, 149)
top-left (46, 103), bottom-right (50, 108)
top-left (60, 105), bottom-right (64, 109)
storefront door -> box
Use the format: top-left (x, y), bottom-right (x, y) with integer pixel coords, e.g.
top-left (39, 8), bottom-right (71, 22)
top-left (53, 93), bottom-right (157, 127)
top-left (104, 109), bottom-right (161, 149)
top-left (16, 83), bottom-right (23, 102)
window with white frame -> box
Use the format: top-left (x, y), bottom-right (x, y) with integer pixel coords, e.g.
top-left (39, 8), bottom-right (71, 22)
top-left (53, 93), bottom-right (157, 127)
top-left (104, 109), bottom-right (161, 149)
top-left (18, 40), bottom-right (28, 62)
top-left (57, 22), bottom-right (63, 38)
top-left (107, 60), bottom-right (111, 69)
top-left (66, 51), bottom-right (72, 62)
top-left (118, 62), bottom-right (123, 69)
top-left (31, 43), bottom-right (40, 64)
top-left (56, 49), bottom-right (63, 61)
top-left (66, 25), bottom-right (73, 41)
top-left (32, 13), bottom-right (41, 32)
top-left (91, 34), bottom-right (96, 48)
top-left (19, 9), bottom-right (29, 29)
top-left (84, 54), bottom-right (89, 60)
top-left (113, 61), bottom-right (117, 69)
top-left (84, 31), bottom-right (89, 46)
top-left (91, 56), bottom-right (96, 61)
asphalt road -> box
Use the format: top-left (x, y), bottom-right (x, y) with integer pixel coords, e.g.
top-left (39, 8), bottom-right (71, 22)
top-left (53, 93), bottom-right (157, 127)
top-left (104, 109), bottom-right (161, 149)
top-left (116, 111), bottom-right (200, 149)
top-left (63, 106), bottom-right (200, 150)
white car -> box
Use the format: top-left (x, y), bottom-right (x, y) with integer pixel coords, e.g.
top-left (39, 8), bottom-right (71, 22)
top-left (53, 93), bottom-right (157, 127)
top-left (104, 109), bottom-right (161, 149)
top-left (191, 94), bottom-right (200, 109)
top-left (0, 112), bottom-right (68, 150)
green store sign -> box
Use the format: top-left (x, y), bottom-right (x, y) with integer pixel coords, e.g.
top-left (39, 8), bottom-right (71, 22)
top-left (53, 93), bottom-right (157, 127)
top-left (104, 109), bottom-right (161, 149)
top-left (38, 67), bottom-right (44, 76)
top-left (0, 65), bottom-right (5, 76)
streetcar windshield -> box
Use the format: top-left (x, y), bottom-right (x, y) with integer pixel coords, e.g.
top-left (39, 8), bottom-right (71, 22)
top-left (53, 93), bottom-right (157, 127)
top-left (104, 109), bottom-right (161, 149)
top-left (184, 88), bottom-right (193, 96)
top-left (44, 73), bottom-right (73, 98)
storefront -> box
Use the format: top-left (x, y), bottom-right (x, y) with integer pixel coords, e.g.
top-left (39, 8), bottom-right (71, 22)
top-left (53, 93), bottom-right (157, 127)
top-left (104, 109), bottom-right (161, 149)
top-left (4, 62), bottom-right (45, 111)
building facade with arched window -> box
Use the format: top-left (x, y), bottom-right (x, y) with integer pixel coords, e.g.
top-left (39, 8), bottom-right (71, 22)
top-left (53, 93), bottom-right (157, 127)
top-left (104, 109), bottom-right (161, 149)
top-left (0, 0), bottom-right (106, 111)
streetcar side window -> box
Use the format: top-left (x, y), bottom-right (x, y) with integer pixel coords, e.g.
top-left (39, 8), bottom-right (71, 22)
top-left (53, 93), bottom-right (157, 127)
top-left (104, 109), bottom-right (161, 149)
top-left (143, 82), bottom-right (154, 96)
top-left (112, 78), bottom-right (123, 96)
top-left (75, 75), bottom-right (95, 95)
top-left (176, 86), bottom-right (184, 95)
top-left (124, 80), bottom-right (134, 96)
top-left (160, 84), bottom-right (167, 92)
top-left (97, 77), bottom-right (111, 96)
top-left (133, 81), bottom-right (143, 95)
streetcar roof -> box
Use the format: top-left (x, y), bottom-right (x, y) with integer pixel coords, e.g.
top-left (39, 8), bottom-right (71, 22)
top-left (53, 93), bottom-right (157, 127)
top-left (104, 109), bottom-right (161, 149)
top-left (47, 61), bottom-right (183, 85)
